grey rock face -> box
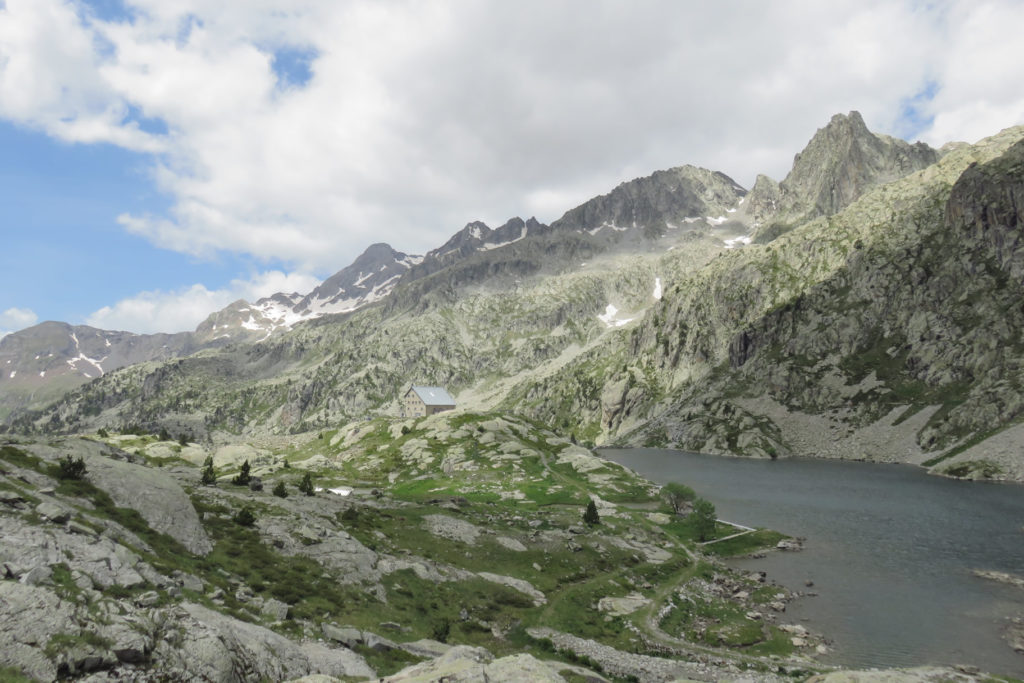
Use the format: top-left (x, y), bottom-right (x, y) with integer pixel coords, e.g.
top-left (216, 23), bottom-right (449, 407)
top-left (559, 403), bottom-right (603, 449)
top-left (0, 320), bottom-right (204, 422)
top-left (157, 603), bottom-right (374, 682)
top-left (46, 439), bottom-right (212, 555)
top-left (550, 165), bottom-right (745, 234)
top-left (0, 582), bottom-right (74, 681)
top-left (757, 111), bottom-right (939, 238)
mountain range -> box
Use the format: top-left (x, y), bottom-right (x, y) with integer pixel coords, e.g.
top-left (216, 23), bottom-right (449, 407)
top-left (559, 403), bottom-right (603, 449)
top-left (4, 111), bottom-right (1023, 481)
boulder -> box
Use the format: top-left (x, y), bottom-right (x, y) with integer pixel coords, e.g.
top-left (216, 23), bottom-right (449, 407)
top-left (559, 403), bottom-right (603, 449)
top-left (495, 536), bottom-right (527, 552)
top-left (78, 443), bottom-right (213, 555)
top-left (261, 598), bottom-right (290, 621)
top-left (322, 624), bottom-right (363, 649)
top-left (34, 500), bottom-right (71, 524)
top-left (477, 572), bottom-right (546, 606)
top-left (0, 489), bottom-right (25, 507)
top-left (423, 515), bottom-right (481, 545)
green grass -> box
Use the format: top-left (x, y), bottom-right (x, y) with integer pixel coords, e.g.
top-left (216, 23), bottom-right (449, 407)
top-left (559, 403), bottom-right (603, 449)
top-left (0, 444), bottom-right (46, 473)
top-left (43, 630), bottom-right (113, 658)
top-left (702, 530), bottom-right (787, 557)
top-left (0, 666), bottom-right (35, 683)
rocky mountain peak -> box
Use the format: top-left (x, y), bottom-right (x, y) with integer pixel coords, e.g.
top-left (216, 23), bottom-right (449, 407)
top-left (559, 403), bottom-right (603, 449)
top-left (768, 110), bottom-right (939, 231)
top-left (550, 165), bottom-right (746, 237)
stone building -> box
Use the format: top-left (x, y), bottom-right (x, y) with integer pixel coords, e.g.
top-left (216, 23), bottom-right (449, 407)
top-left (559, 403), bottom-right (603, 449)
top-left (401, 385), bottom-right (456, 418)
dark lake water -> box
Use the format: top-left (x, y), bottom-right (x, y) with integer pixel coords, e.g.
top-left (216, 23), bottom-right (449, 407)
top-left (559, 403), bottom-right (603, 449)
top-left (602, 448), bottom-right (1024, 676)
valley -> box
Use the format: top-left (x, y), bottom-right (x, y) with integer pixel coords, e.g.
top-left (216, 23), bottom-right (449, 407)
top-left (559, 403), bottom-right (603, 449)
top-left (3, 111), bottom-right (1024, 680)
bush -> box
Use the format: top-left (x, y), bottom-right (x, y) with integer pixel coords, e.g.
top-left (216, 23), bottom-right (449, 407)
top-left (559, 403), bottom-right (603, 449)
top-left (234, 506), bottom-right (257, 527)
top-left (691, 498), bottom-right (717, 542)
top-left (298, 472), bottom-right (315, 496)
top-left (661, 482), bottom-right (696, 514)
top-left (54, 455), bottom-right (87, 481)
top-left (431, 617), bottom-right (451, 643)
top-left (97, 428), bottom-right (109, 438)
top-left (583, 499), bottom-right (600, 525)
top-left (158, 427), bottom-right (172, 442)
top-left (272, 481), bottom-right (288, 498)
top-left (201, 457), bottom-right (217, 486)
top-left (232, 460), bottom-right (252, 486)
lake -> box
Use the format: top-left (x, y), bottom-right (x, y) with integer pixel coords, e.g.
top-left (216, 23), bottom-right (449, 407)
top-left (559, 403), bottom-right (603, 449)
top-left (602, 448), bottom-right (1024, 676)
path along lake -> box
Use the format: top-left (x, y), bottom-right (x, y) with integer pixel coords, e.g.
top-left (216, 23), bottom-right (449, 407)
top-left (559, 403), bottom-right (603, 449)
top-left (603, 448), bottom-right (1024, 676)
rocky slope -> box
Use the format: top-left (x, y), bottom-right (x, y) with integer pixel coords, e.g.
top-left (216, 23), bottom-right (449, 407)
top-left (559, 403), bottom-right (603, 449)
top-left (515, 123), bottom-right (1024, 479)
top-left (0, 322), bottom-right (213, 424)
top-left (0, 165), bottom-right (746, 426)
top-left (9, 113), bottom-right (1024, 482)
top-left (1, 413), bottom-right (827, 681)
top-left (749, 111), bottom-right (939, 241)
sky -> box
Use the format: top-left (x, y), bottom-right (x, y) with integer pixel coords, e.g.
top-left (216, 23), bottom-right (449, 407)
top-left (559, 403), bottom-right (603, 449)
top-left (1, 0), bottom-right (1023, 337)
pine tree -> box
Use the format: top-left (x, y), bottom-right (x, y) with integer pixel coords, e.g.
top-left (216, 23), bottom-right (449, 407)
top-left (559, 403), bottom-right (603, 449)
top-left (691, 498), bottom-right (717, 542)
top-left (234, 506), bottom-right (256, 527)
top-left (200, 456), bottom-right (217, 486)
top-left (583, 499), bottom-right (600, 525)
top-left (232, 460), bottom-right (252, 486)
top-left (298, 472), bottom-right (315, 496)
top-left (272, 481), bottom-right (288, 498)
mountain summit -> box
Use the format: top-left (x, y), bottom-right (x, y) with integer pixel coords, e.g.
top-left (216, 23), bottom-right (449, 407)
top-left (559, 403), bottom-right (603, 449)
top-left (751, 111), bottom-right (939, 240)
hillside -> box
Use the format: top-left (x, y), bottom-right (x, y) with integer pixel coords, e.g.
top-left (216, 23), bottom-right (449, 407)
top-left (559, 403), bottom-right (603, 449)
top-left (7, 113), bottom-right (1024, 483)
top-left (1, 415), bottom-right (818, 680)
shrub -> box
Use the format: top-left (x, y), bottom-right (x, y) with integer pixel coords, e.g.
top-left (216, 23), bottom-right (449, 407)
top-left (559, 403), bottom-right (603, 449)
top-left (55, 455), bottom-right (87, 481)
top-left (298, 472), bottom-right (315, 496)
top-left (234, 506), bottom-right (257, 527)
top-left (200, 457), bottom-right (217, 486)
top-left (661, 482), bottom-right (696, 514)
top-left (691, 498), bottom-right (717, 542)
top-left (272, 481), bottom-right (288, 498)
top-left (97, 428), bottom-right (109, 438)
top-left (431, 617), bottom-right (451, 643)
top-left (232, 460), bottom-right (252, 486)
top-left (583, 499), bottom-right (600, 525)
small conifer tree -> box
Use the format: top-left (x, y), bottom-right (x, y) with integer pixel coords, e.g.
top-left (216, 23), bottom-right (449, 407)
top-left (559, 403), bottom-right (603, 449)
top-left (200, 456), bottom-right (217, 486)
top-left (272, 481), bottom-right (288, 498)
top-left (55, 455), bottom-right (87, 480)
top-left (583, 499), bottom-right (600, 525)
top-left (298, 472), bottom-right (315, 496)
top-left (232, 460), bottom-right (252, 486)
top-left (234, 506), bottom-right (256, 527)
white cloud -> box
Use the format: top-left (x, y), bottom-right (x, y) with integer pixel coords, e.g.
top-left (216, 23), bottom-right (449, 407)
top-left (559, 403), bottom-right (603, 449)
top-left (0, 307), bottom-right (39, 339)
top-left (1, 0), bottom-right (1023, 278)
top-left (85, 270), bottom-right (320, 334)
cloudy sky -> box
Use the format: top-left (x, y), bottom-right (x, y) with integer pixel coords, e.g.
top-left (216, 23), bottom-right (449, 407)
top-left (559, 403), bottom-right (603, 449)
top-left (1, 0), bottom-right (1022, 336)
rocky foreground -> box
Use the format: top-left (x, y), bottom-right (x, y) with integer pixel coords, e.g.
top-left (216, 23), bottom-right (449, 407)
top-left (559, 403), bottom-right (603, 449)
top-left (0, 413), bottom-right (846, 682)
top-left (4, 414), bottom-right (1021, 682)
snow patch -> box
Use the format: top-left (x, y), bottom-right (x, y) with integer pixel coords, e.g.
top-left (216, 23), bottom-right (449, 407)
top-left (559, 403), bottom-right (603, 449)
top-left (706, 216), bottom-right (727, 226)
top-left (586, 222), bottom-right (629, 236)
top-left (598, 304), bottom-right (633, 328)
top-left (724, 236), bottom-right (752, 249)
top-left (480, 225), bottom-right (529, 251)
top-left (39, 371), bottom-right (45, 378)
top-left (353, 271), bottom-right (372, 287)
top-left (66, 352), bottom-right (107, 376)
top-left (653, 278), bottom-right (662, 300)
top-left (9, 371), bottom-right (15, 378)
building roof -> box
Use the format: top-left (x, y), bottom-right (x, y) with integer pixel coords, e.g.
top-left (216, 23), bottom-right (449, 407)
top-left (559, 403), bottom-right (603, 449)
top-left (409, 385), bottom-right (456, 406)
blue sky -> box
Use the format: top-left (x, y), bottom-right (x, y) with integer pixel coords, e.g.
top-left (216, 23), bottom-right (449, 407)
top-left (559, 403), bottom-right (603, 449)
top-left (1, 0), bottom-right (1022, 336)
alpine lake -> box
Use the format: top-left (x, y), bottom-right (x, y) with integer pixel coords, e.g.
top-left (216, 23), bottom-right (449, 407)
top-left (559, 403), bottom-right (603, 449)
top-left (602, 448), bottom-right (1024, 677)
